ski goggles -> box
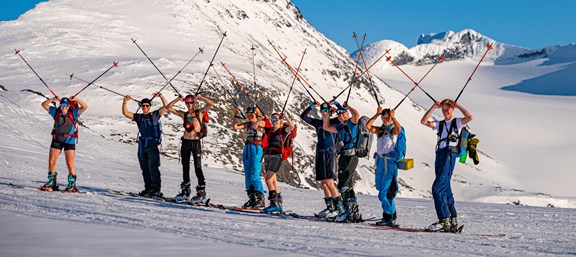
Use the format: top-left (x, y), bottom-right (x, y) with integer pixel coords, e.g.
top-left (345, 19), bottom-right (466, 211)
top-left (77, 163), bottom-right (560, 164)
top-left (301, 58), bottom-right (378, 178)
top-left (336, 109), bottom-right (348, 115)
top-left (270, 118), bottom-right (279, 123)
top-left (245, 107), bottom-right (256, 113)
top-left (60, 102), bottom-right (70, 107)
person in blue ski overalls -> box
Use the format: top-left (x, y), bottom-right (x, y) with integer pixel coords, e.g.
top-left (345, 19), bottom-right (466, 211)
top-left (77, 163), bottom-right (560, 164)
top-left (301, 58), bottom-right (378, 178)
top-left (233, 106), bottom-right (266, 208)
top-left (421, 98), bottom-right (473, 232)
top-left (366, 106), bottom-right (402, 227)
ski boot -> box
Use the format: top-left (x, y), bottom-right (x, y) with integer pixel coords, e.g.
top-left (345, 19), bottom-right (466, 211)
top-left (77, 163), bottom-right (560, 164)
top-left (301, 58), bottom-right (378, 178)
top-left (375, 212), bottom-right (398, 227)
top-left (317, 197), bottom-right (335, 219)
top-left (243, 188), bottom-right (256, 208)
top-left (64, 175), bottom-right (78, 192)
top-left (189, 185), bottom-right (207, 205)
top-left (450, 216), bottom-right (459, 232)
top-left (263, 191), bottom-right (283, 214)
top-left (40, 172), bottom-right (58, 191)
top-left (428, 218), bottom-right (451, 232)
top-left (174, 182), bottom-right (191, 202)
top-left (148, 184), bottom-right (163, 198)
top-left (254, 191), bottom-right (266, 209)
top-left (327, 196), bottom-right (344, 220)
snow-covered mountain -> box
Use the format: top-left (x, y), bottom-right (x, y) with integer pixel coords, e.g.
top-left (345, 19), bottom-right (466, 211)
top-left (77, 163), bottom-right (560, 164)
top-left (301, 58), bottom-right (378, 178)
top-left (0, 0), bottom-right (572, 207)
top-left (354, 29), bottom-right (576, 66)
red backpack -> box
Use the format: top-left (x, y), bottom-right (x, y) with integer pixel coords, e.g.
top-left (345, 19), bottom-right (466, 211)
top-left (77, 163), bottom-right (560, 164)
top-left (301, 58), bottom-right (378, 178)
top-left (262, 124), bottom-right (297, 161)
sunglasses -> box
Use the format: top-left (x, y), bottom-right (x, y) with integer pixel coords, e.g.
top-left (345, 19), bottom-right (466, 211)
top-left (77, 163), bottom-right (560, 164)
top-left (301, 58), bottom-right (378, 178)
top-left (336, 110), bottom-right (347, 115)
top-left (141, 104), bottom-right (151, 107)
top-left (271, 118), bottom-right (279, 123)
top-left (60, 104), bottom-right (70, 107)
top-left (185, 100), bottom-right (196, 105)
top-left (245, 107), bottom-right (256, 113)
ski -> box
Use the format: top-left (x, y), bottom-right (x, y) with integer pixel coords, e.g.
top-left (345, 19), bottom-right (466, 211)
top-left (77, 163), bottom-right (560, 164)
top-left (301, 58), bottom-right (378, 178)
top-left (0, 181), bottom-right (89, 194)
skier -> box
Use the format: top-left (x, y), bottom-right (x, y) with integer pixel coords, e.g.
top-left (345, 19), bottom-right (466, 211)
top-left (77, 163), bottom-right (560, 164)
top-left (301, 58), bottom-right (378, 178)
top-left (300, 102), bottom-right (340, 218)
top-left (366, 106), bottom-right (402, 227)
top-left (232, 106), bottom-right (266, 208)
top-left (322, 102), bottom-right (362, 222)
top-left (420, 98), bottom-right (473, 232)
top-left (40, 96), bottom-right (88, 192)
top-left (122, 92), bottom-right (168, 197)
top-left (165, 94), bottom-right (214, 202)
top-left (261, 112), bottom-right (294, 213)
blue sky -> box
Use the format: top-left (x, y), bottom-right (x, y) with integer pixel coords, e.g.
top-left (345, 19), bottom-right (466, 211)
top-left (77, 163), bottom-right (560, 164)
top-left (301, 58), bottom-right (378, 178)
top-left (2, 0), bottom-right (574, 53)
top-left (292, 0), bottom-right (575, 52)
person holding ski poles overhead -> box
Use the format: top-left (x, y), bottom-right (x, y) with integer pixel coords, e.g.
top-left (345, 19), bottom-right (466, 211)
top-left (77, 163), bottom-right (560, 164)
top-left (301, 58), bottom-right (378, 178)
top-left (300, 101), bottom-right (340, 218)
top-left (40, 96), bottom-right (88, 192)
top-left (232, 106), bottom-right (266, 208)
top-left (322, 101), bottom-right (362, 222)
top-left (366, 106), bottom-right (403, 227)
top-left (260, 112), bottom-right (294, 214)
top-left (421, 98), bottom-right (473, 232)
top-left (122, 92), bottom-right (168, 197)
top-left (166, 94), bottom-right (214, 202)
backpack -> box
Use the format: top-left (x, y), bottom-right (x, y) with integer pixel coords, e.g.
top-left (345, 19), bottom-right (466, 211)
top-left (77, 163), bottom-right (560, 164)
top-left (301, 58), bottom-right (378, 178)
top-left (185, 110), bottom-right (209, 138)
top-left (52, 108), bottom-right (78, 140)
top-left (136, 111), bottom-right (162, 145)
top-left (437, 119), bottom-right (468, 157)
top-left (355, 116), bottom-right (374, 158)
top-left (392, 126), bottom-right (407, 162)
top-left (263, 124), bottom-right (297, 161)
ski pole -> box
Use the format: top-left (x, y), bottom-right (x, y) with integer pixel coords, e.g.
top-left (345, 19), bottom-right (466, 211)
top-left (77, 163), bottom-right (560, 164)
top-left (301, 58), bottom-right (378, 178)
top-left (353, 33), bottom-right (380, 106)
top-left (210, 64), bottom-right (246, 118)
top-left (330, 48), bottom-right (391, 102)
top-left (195, 32), bottom-right (227, 95)
top-left (281, 48), bottom-right (307, 114)
top-left (14, 49), bottom-right (58, 97)
top-left (68, 73), bottom-right (140, 103)
top-left (387, 55), bottom-right (437, 103)
top-left (454, 43), bottom-right (493, 102)
top-left (220, 62), bottom-right (266, 115)
top-left (72, 62), bottom-right (118, 98)
top-left (345, 32), bottom-right (368, 104)
top-left (393, 56), bottom-right (444, 110)
top-left (131, 39), bottom-right (191, 96)
top-left (267, 40), bottom-right (325, 103)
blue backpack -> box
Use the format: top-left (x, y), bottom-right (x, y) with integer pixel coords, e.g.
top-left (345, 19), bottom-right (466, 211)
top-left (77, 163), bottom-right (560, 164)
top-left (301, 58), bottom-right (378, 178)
top-left (393, 127), bottom-right (406, 162)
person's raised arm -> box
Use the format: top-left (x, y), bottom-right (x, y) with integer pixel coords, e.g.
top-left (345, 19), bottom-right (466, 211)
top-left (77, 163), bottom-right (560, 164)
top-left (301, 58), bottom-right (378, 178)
top-left (72, 97), bottom-right (88, 115)
top-left (42, 97), bottom-right (58, 113)
top-left (454, 102), bottom-right (473, 125)
top-left (346, 104), bottom-right (360, 124)
top-left (300, 102), bottom-right (317, 125)
top-left (421, 102), bottom-right (439, 128)
top-left (156, 92), bottom-right (169, 116)
top-left (322, 112), bottom-right (338, 133)
top-left (196, 94), bottom-right (214, 114)
top-left (233, 107), bottom-right (247, 130)
top-left (122, 95), bottom-right (134, 120)
top-left (366, 106), bottom-right (382, 134)
top-left (166, 96), bottom-right (185, 118)
top-left (282, 113), bottom-right (295, 134)
top-left (390, 110), bottom-right (401, 136)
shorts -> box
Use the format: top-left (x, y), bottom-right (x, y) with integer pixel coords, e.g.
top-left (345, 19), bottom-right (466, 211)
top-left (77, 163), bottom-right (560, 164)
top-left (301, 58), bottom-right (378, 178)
top-left (263, 154), bottom-right (283, 173)
top-left (315, 152), bottom-right (337, 181)
top-left (50, 140), bottom-right (76, 151)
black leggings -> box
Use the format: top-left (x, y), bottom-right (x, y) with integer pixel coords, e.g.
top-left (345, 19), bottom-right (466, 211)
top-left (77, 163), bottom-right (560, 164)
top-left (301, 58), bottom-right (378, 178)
top-left (181, 138), bottom-right (204, 185)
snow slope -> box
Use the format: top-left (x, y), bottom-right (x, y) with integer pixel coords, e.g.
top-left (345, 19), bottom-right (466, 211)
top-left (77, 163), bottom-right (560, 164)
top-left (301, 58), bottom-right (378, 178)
top-left (356, 30), bottom-right (576, 198)
top-left (1, 93), bottom-right (576, 257)
top-left (0, 0), bottom-right (538, 207)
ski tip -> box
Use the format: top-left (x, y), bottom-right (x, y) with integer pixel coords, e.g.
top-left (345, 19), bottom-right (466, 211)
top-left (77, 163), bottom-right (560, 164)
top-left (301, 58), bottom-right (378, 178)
top-left (113, 62), bottom-right (119, 67)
